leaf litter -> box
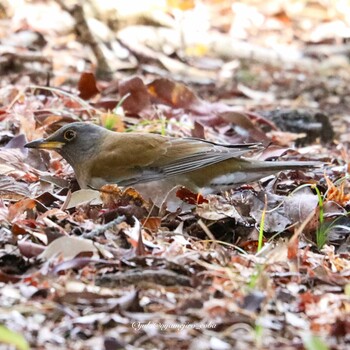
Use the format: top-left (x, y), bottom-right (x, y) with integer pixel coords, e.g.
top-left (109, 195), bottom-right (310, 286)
top-left (0, 1), bottom-right (349, 349)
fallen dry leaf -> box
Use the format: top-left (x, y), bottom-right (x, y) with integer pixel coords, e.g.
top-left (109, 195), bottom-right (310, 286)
top-left (39, 236), bottom-right (99, 260)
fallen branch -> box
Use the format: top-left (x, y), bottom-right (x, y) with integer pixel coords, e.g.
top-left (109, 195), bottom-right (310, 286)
top-left (96, 268), bottom-right (192, 287)
top-left (118, 25), bottom-right (321, 72)
top-left (55, 0), bottom-right (113, 78)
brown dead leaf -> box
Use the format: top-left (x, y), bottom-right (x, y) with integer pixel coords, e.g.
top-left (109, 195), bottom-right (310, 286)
top-left (118, 76), bottom-right (151, 114)
top-left (220, 111), bottom-right (270, 143)
top-left (91, 99), bottom-right (119, 111)
top-left (11, 219), bottom-right (38, 236)
top-left (256, 145), bottom-right (290, 161)
top-left (141, 217), bottom-right (161, 231)
top-left (77, 71), bottom-right (100, 100)
top-left (239, 240), bottom-right (266, 253)
top-left (0, 272), bottom-right (23, 283)
top-left (136, 224), bottom-right (146, 256)
top-left (287, 228), bottom-right (299, 260)
top-left (8, 198), bottom-right (37, 222)
top-left (176, 186), bottom-right (207, 205)
top-left (297, 291), bottom-right (320, 312)
top-left (191, 121), bottom-right (205, 139)
top-left (147, 78), bottom-right (202, 110)
top-left (100, 185), bottom-right (151, 210)
top-left (122, 77), bottom-right (270, 143)
top-left (99, 184), bottom-right (123, 208)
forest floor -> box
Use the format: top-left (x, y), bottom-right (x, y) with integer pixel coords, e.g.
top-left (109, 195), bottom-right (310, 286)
top-left (0, 1), bottom-right (349, 349)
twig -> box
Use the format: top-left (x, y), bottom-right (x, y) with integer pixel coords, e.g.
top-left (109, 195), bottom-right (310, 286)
top-left (54, 0), bottom-right (113, 78)
top-left (83, 215), bottom-right (126, 238)
top-left (0, 51), bottom-right (52, 75)
top-left (96, 269), bottom-right (192, 287)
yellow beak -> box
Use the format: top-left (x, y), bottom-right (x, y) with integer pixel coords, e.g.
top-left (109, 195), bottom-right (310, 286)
top-left (24, 139), bottom-right (65, 150)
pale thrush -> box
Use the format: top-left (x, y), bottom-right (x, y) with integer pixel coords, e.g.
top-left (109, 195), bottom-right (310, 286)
top-left (25, 122), bottom-right (319, 201)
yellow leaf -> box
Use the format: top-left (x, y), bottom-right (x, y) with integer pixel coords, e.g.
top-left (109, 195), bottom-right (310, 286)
top-left (100, 113), bottom-right (125, 132)
top-left (167, 0), bottom-right (195, 11)
top-left (0, 325), bottom-right (29, 350)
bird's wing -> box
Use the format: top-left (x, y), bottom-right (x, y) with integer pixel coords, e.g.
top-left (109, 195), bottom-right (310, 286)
top-left (90, 133), bottom-right (258, 186)
top-left (154, 138), bottom-right (256, 176)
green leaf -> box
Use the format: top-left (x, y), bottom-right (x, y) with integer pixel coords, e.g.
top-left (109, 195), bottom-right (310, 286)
top-left (345, 283), bottom-right (350, 296)
top-left (0, 325), bottom-right (29, 350)
top-left (303, 334), bottom-right (329, 350)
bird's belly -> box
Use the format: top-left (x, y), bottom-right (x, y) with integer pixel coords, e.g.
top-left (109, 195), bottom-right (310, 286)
top-left (208, 172), bottom-right (248, 188)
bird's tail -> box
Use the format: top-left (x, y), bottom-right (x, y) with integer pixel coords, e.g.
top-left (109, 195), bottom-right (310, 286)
top-left (242, 159), bottom-right (321, 173)
top-left (194, 158), bottom-right (321, 194)
top-left (219, 159), bottom-right (322, 188)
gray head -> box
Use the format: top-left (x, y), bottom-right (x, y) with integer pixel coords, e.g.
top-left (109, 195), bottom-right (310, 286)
top-left (25, 122), bottom-right (109, 168)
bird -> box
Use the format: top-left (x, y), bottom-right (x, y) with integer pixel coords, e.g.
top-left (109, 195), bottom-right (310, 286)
top-left (25, 122), bottom-right (319, 203)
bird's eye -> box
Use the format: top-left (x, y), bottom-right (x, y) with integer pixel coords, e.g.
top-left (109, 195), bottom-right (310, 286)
top-left (64, 130), bottom-right (76, 141)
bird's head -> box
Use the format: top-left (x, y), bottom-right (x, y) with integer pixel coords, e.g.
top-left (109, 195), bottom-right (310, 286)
top-left (25, 122), bottom-right (109, 167)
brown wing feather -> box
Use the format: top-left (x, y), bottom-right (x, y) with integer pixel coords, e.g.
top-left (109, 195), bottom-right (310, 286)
top-left (90, 133), bottom-right (256, 186)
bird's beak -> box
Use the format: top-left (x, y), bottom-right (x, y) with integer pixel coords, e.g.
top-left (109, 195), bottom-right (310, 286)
top-left (25, 138), bottom-right (65, 150)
